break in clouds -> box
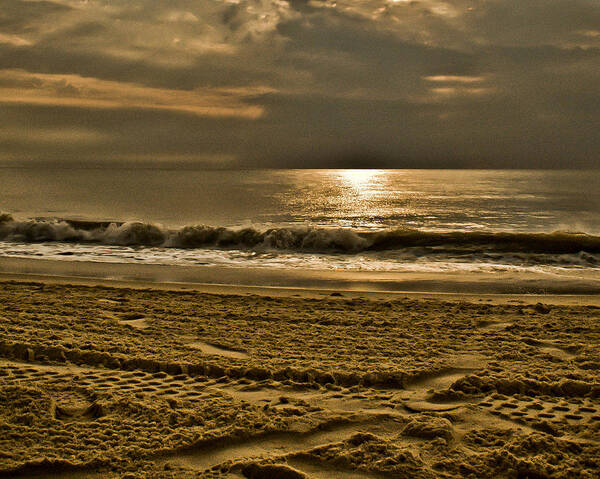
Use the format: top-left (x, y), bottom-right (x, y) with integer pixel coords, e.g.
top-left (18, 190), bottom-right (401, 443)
top-left (0, 0), bottom-right (598, 168)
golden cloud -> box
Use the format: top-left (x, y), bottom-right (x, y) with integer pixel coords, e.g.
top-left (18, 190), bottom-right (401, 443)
top-left (0, 33), bottom-right (32, 46)
top-left (423, 75), bottom-right (486, 84)
top-left (0, 69), bottom-right (273, 119)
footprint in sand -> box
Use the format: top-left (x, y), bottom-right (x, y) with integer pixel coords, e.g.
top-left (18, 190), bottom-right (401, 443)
top-left (284, 458), bottom-right (386, 479)
top-left (403, 400), bottom-right (465, 413)
top-left (118, 312), bottom-right (150, 329)
top-left (241, 460), bottom-right (390, 479)
top-left (97, 298), bottom-right (121, 306)
top-left (397, 356), bottom-right (487, 413)
top-left (0, 359), bottom-right (214, 403)
top-left (187, 340), bottom-right (249, 359)
top-left (478, 393), bottom-right (600, 435)
top-left (406, 368), bottom-right (478, 391)
top-left (52, 391), bottom-right (105, 422)
top-left (476, 320), bottom-right (513, 331)
top-left (160, 416), bottom-right (403, 475)
top-left (520, 337), bottom-right (580, 361)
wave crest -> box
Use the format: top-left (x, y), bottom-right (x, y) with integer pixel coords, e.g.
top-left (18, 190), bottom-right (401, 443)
top-left (1, 216), bottom-right (600, 256)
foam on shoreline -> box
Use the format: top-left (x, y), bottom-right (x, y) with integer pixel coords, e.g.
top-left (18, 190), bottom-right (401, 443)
top-left (2, 256), bottom-right (600, 298)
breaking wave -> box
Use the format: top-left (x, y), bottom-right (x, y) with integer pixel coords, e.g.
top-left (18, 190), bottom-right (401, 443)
top-left (1, 214), bottom-right (600, 262)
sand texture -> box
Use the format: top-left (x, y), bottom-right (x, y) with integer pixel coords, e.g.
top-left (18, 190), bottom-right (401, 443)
top-left (0, 281), bottom-right (599, 478)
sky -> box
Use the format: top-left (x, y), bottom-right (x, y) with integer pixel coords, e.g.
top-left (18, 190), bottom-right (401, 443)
top-left (0, 0), bottom-right (599, 169)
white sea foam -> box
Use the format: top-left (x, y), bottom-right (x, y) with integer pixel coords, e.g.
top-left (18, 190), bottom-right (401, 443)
top-left (2, 216), bottom-right (599, 257)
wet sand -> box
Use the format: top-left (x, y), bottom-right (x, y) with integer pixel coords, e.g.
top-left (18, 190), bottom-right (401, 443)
top-left (3, 256), bottom-right (600, 296)
top-left (0, 279), bottom-right (599, 478)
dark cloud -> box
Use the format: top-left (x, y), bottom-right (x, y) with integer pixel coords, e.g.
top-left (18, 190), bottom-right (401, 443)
top-left (0, 0), bottom-right (71, 32)
top-left (0, 0), bottom-right (598, 168)
top-left (464, 0), bottom-right (600, 47)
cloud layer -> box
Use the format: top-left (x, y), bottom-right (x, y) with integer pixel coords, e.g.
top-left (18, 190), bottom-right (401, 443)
top-left (1, 0), bottom-right (598, 167)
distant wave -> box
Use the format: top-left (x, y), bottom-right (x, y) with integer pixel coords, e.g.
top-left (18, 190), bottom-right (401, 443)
top-left (1, 214), bottom-right (600, 259)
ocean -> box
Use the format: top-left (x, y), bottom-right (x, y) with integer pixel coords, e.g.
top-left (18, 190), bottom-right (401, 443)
top-left (1, 168), bottom-right (600, 288)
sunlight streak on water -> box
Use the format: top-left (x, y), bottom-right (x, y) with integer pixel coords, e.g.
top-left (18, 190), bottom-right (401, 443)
top-left (1, 168), bottom-right (599, 274)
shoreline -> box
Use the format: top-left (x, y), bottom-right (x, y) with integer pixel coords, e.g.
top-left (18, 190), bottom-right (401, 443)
top-left (2, 256), bottom-right (600, 305)
top-left (2, 272), bottom-right (600, 307)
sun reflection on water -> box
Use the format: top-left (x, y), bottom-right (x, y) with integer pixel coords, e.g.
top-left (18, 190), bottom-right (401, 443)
top-left (322, 169), bottom-right (402, 228)
top-left (336, 169), bottom-right (386, 197)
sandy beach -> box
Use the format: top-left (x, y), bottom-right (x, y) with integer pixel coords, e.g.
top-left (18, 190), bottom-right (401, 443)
top-left (3, 0), bottom-right (600, 474)
top-left (1, 278), bottom-right (599, 478)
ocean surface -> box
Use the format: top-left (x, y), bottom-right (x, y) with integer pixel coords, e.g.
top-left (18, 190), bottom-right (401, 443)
top-left (1, 168), bottom-right (600, 279)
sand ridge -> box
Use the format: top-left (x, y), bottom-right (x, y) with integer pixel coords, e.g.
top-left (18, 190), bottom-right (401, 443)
top-left (0, 280), bottom-right (599, 478)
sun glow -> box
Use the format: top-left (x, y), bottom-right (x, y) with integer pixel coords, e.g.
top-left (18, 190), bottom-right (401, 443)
top-left (338, 169), bottom-right (385, 196)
